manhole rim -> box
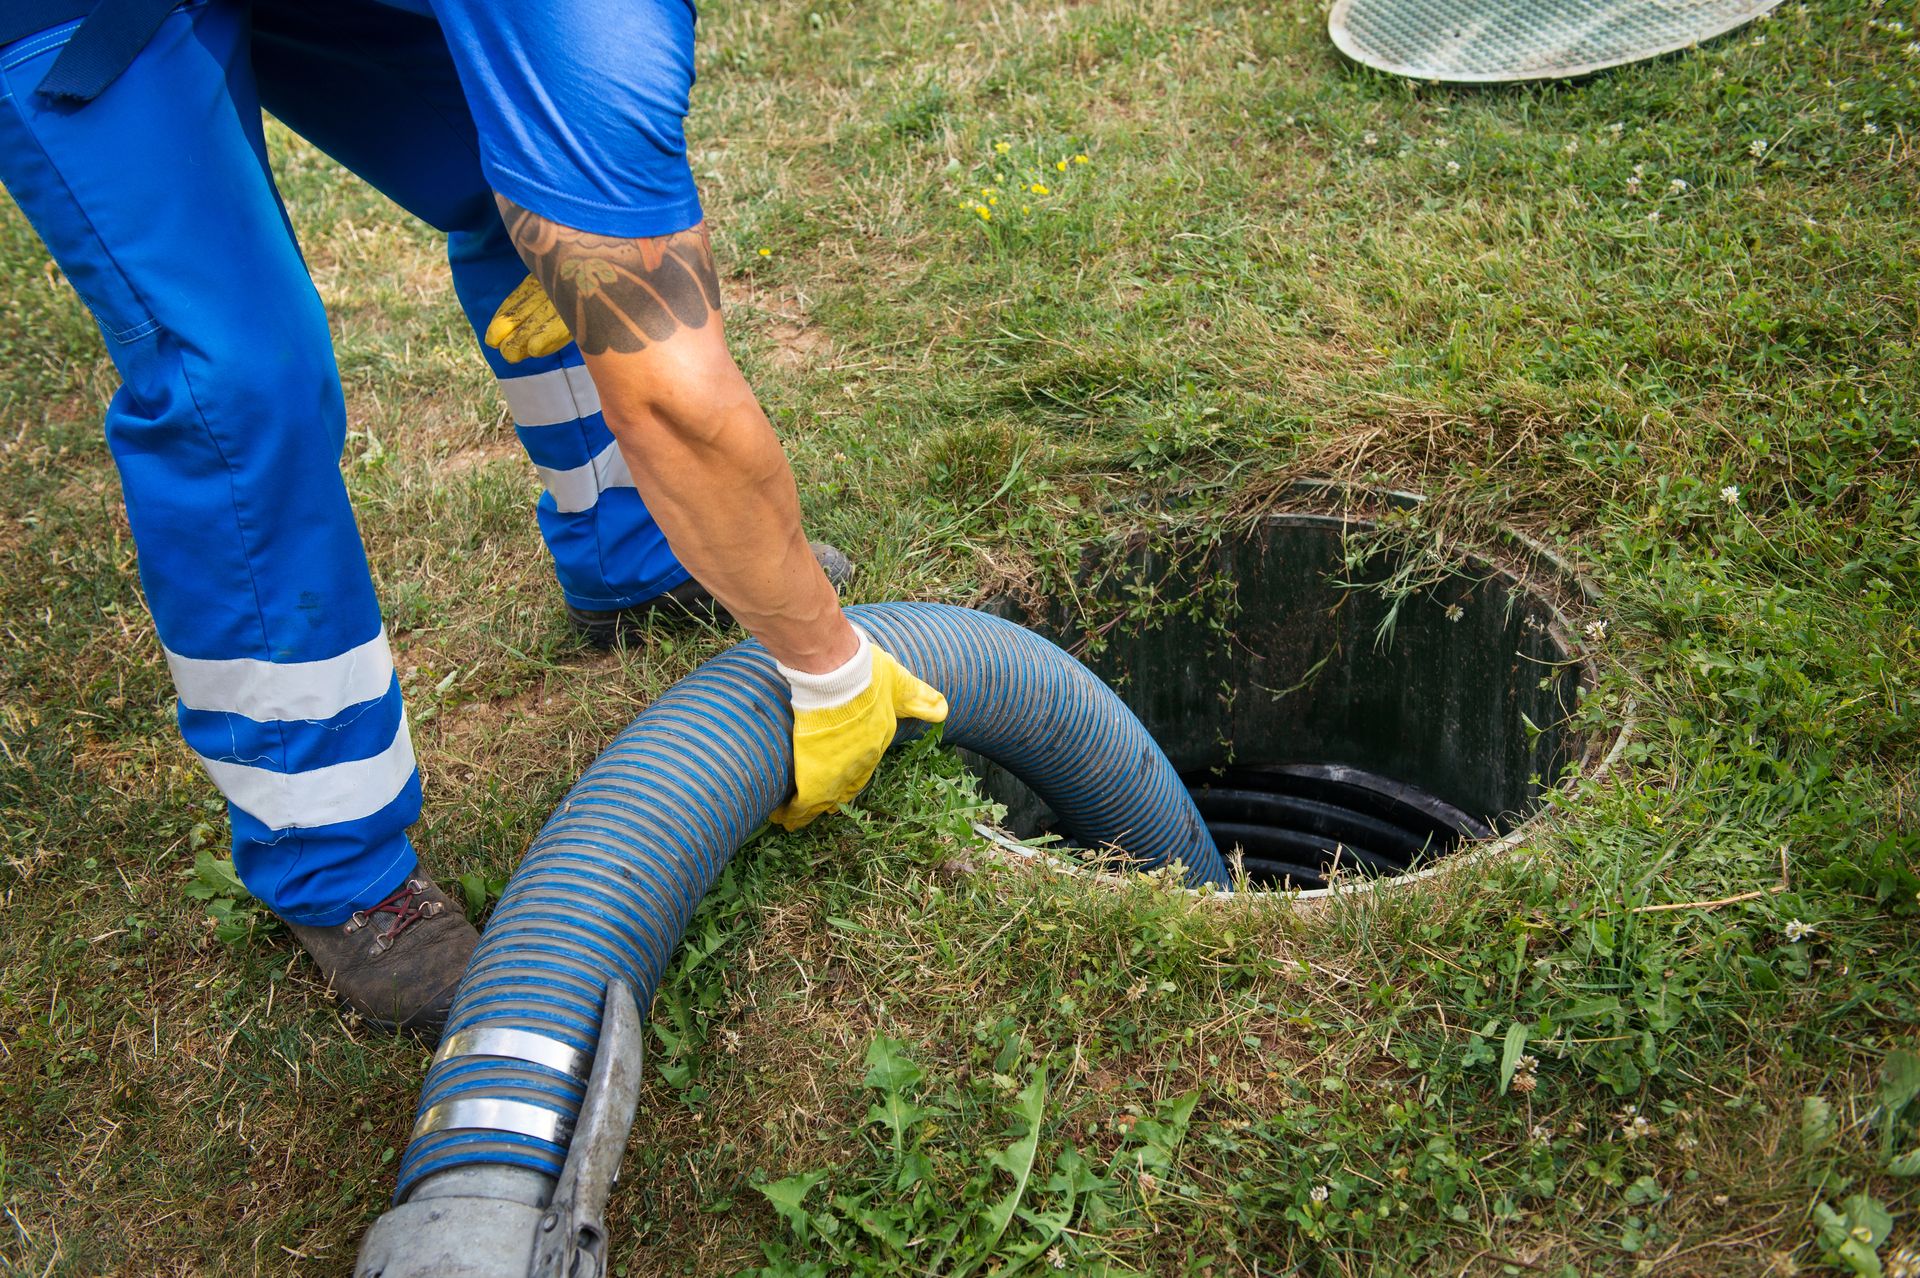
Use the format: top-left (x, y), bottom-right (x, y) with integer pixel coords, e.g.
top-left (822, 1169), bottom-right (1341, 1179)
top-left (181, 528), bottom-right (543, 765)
top-left (966, 485), bottom-right (1636, 906)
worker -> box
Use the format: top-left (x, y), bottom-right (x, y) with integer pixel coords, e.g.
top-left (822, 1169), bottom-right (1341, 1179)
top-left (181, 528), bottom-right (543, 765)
top-left (0, 0), bottom-right (947, 1038)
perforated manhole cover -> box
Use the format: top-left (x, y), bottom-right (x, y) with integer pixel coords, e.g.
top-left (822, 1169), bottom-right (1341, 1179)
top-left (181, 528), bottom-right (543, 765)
top-left (1328, 0), bottom-right (1785, 84)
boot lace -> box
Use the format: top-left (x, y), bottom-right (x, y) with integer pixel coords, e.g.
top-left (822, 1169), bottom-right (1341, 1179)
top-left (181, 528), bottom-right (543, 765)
top-left (343, 879), bottom-right (446, 953)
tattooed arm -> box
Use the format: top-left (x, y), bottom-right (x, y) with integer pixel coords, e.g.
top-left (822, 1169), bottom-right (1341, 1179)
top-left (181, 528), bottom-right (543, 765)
top-left (498, 197), bottom-right (858, 672)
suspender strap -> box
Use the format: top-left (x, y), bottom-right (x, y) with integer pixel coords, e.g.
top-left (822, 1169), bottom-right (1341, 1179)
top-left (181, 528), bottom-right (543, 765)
top-left (35, 0), bottom-right (178, 103)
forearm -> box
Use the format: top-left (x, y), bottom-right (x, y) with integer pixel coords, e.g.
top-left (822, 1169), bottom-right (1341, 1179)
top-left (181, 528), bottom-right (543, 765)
top-left (598, 355), bottom-right (853, 669)
top-left (496, 197), bottom-right (857, 672)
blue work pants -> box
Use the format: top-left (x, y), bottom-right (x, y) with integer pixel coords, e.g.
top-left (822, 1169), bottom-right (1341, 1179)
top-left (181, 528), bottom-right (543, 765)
top-left (0, 0), bottom-right (690, 923)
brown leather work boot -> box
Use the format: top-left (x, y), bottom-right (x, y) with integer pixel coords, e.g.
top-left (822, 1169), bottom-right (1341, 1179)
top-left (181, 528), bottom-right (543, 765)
top-left (285, 876), bottom-right (478, 1042)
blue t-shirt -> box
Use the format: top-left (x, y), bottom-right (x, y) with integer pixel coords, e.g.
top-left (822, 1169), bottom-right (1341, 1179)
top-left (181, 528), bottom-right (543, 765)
top-left (6, 0), bottom-right (705, 238)
top-left (425, 0), bottom-right (704, 238)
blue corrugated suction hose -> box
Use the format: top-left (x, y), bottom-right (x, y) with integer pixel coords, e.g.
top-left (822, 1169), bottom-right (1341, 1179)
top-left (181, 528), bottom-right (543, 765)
top-left (394, 602), bottom-right (1225, 1202)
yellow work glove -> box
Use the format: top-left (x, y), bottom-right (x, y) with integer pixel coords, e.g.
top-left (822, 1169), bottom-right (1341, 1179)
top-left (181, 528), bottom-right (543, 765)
top-left (770, 629), bottom-right (949, 831)
top-left (484, 274), bottom-right (573, 364)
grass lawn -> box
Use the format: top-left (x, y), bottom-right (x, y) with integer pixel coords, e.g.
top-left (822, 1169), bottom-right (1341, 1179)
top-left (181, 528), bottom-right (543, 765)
top-left (3, 0), bottom-right (1918, 1273)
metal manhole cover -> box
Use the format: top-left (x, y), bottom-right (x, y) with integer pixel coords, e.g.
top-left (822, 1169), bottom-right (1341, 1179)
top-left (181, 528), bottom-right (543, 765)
top-left (1328, 0), bottom-right (1785, 84)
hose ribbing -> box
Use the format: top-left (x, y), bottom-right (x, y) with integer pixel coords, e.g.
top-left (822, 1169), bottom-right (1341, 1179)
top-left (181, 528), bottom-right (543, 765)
top-left (396, 603), bottom-right (1224, 1200)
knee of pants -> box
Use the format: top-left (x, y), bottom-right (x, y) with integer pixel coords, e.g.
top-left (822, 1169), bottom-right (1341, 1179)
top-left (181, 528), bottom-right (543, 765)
top-left (193, 290), bottom-right (344, 427)
top-left (112, 294), bottom-right (351, 469)
top-left (106, 304), bottom-right (382, 667)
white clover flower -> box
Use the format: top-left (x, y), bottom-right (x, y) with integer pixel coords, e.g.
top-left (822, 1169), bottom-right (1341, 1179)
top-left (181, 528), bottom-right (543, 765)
top-left (1584, 619), bottom-right (1608, 642)
top-left (1751, 34), bottom-right (1766, 45)
top-left (1669, 178), bottom-right (1688, 193)
top-left (1446, 159), bottom-right (1461, 174)
top-left (1563, 138), bottom-right (1580, 155)
top-left (1609, 121), bottom-right (1625, 136)
top-left (1750, 139), bottom-right (1769, 156)
top-left (1048, 1246), bottom-right (1068, 1270)
top-left (1721, 484), bottom-right (1740, 506)
top-left (1906, 40), bottom-right (1920, 57)
top-left (1647, 211), bottom-right (1662, 223)
top-left (1863, 122), bottom-right (1881, 135)
top-left (1626, 175), bottom-right (1642, 193)
top-left (1530, 1123), bottom-right (1554, 1142)
top-left (1362, 130), bottom-right (1379, 147)
top-left (1785, 918), bottom-right (1815, 942)
top-left (1310, 1184), bottom-right (1330, 1203)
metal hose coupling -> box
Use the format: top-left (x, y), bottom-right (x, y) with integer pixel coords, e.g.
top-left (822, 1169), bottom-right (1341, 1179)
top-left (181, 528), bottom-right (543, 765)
top-left (354, 980), bottom-right (643, 1278)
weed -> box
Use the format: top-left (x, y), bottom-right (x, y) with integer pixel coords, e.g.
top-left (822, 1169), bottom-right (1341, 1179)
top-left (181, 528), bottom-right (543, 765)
top-left (181, 850), bottom-right (282, 946)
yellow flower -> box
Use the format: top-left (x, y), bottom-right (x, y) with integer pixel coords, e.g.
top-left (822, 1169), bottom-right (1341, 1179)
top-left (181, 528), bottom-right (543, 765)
top-left (1074, 153), bottom-right (1090, 164)
top-left (988, 196), bottom-right (997, 205)
top-left (1055, 159), bottom-right (1069, 171)
top-left (1030, 183), bottom-right (1050, 194)
top-left (994, 141), bottom-right (1010, 153)
top-left (757, 247), bottom-right (772, 257)
top-left (975, 205), bottom-right (991, 220)
top-left (1021, 204), bottom-right (1030, 214)
top-left (980, 187), bottom-right (993, 197)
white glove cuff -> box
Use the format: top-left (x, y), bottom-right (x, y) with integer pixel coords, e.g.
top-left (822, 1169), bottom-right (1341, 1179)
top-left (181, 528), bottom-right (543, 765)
top-left (776, 626), bottom-right (873, 712)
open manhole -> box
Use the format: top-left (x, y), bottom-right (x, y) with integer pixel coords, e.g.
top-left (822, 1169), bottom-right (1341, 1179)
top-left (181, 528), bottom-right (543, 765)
top-left (968, 490), bottom-right (1629, 897)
